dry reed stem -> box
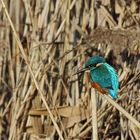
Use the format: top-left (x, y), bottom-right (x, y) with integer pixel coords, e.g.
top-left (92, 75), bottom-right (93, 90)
top-left (0, 0), bottom-right (64, 140)
top-left (0, 0), bottom-right (139, 139)
top-left (103, 94), bottom-right (140, 129)
top-left (91, 89), bottom-right (98, 140)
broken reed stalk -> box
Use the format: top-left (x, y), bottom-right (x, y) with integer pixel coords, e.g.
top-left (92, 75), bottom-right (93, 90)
top-left (91, 89), bottom-right (98, 140)
top-left (0, 0), bottom-right (64, 140)
top-left (102, 94), bottom-right (140, 129)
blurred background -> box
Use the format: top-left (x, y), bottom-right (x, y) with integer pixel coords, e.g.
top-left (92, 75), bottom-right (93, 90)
top-left (0, 0), bottom-right (140, 139)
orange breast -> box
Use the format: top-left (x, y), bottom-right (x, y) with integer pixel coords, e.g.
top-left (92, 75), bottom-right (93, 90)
top-left (91, 81), bottom-right (109, 94)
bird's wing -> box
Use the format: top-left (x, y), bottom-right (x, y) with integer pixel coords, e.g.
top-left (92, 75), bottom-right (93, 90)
top-left (104, 63), bottom-right (119, 91)
top-left (90, 63), bottom-right (118, 90)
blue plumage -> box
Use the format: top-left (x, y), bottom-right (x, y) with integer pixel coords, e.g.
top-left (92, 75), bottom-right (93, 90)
top-left (85, 56), bottom-right (119, 99)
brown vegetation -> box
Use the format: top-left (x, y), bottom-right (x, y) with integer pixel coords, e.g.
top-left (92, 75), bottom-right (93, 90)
top-left (0, 0), bottom-right (140, 140)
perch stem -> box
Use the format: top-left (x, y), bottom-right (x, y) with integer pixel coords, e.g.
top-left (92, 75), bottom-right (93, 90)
top-left (103, 94), bottom-right (140, 129)
top-left (91, 89), bottom-right (98, 140)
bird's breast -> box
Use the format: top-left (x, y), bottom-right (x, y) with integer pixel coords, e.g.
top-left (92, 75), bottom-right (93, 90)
top-left (91, 81), bottom-right (109, 94)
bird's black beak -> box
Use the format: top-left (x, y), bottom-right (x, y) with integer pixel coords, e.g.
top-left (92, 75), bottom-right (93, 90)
top-left (73, 67), bottom-right (90, 75)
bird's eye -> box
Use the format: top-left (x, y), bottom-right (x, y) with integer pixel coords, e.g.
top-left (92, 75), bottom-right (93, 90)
top-left (87, 65), bottom-right (92, 68)
top-left (86, 64), bottom-right (96, 68)
top-left (93, 64), bottom-right (97, 67)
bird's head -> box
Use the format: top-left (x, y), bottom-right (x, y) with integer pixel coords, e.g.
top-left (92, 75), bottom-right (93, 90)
top-left (74, 56), bottom-right (106, 75)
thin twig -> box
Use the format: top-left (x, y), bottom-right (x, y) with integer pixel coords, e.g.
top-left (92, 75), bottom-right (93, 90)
top-left (103, 94), bottom-right (140, 129)
top-left (0, 0), bottom-right (64, 140)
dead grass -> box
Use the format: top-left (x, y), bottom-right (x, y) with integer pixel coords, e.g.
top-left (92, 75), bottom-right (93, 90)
top-left (0, 0), bottom-right (140, 140)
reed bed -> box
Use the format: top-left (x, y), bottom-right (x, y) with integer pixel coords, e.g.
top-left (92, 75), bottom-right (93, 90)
top-left (0, 0), bottom-right (140, 140)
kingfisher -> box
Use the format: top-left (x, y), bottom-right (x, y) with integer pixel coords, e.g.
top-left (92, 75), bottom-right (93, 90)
top-left (75, 56), bottom-right (119, 99)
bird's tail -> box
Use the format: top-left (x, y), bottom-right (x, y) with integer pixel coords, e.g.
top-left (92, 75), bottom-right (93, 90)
top-left (109, 89), bottom-right (118, 99)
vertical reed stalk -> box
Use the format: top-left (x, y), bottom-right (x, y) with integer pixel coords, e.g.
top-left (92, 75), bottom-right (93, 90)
top-left (0, 0), bottom-right (64, 139)
top-left (91, 89), bottom-right (98, 140)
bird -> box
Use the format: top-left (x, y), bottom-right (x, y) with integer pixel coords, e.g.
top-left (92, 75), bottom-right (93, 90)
top-left (75, 56), bottom-right (119, 99)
